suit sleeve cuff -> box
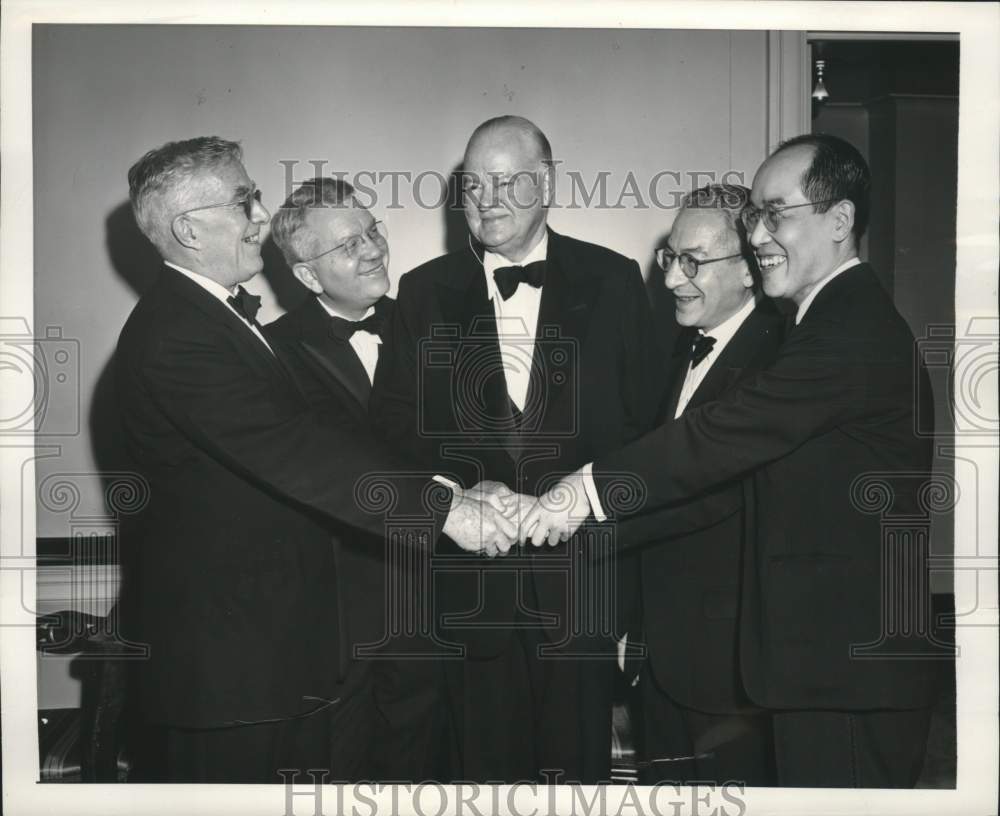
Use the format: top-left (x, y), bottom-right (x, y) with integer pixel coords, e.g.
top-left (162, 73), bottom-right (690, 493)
top-left (581, 463), bottom-right (607, 522)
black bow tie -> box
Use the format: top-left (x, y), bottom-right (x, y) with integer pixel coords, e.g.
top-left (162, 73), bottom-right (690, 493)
top-left (690, 334), bottom-right (717, 368)
top-left (227, 285), bottom-right (261, 325)
top-left (329, 311), bottom-right (385, 342)
top-left (493, 261), bottom-right (546, 301)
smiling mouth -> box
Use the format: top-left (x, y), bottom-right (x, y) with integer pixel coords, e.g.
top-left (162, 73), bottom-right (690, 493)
top-left (674, 294), bottom-right (700, 304)
top-left (757, 255), bottom-right (786, 270)
top-left (359, 264), bottom-right (385, 277)
top-left (243, 234), bottom-right (260, 245)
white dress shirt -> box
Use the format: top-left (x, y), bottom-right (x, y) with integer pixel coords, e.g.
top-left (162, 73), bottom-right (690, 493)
top-left (795, 257), bottom-right (860, 325)
top-left (674, 296), bottom-right (758, 418)
top-left (165, 261), bottom-right (274, 354)
top-left (482, 233), bottom-right (549, 411)
top-left (582, 295), bottom-right (761, 522)
top-left (317, 299), bottom-right (382, 385)
top-left (585, 259), bottom-right (865, 519)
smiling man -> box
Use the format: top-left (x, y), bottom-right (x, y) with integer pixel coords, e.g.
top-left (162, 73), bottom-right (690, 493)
top-left (265, 177), bottom-right (452, 780)
top-left (634, 184), bottom-right (785, 786)
top-left (116, 137), bottom-right (515, 782)
top-left (524, 135), bottom-right (939, 787)
top-left (267, 178), bottom-right (392, 410)
top-left (371, 115), bottom-right (659, 782)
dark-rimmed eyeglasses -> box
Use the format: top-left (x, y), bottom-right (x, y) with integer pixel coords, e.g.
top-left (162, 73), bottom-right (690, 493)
top-left (655, 248), bottom-right (744, 279)
top-left (301, 220), bottom-right (388, 264)
top-left (740, 198), bottom-right (839, 234)
top-left (175, 185), bottom-right (262, 222)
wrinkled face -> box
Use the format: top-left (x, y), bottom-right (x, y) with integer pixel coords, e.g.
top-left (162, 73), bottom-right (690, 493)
top-left (748, 145), bottom-right (840, 305)
top-left (664, 208), bottom-right (754, 331)
top-left (295, 199), bottom-right (389, 315)
top-left (462, 126), bottom-right (549, 262)
top-left (182, 159), bottom-right (270, 286)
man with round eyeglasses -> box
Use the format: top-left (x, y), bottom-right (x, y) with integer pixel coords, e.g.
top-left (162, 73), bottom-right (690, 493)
top-left (116, 137), bottom-right (517, 782)
top-left (629, 185), bottom-right (786, 786)
top-left (267, 177), bottom-right (392, 405)
top-left (266, 177), bottom-right (452, 780)
top-left (524, 134), bottom-right (939, 787)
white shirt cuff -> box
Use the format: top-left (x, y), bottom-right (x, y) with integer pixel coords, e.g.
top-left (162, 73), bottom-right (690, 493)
top-left (581, 462), bottom-right (607, 522)
top-left (432, 474), bottom-right (460, 492)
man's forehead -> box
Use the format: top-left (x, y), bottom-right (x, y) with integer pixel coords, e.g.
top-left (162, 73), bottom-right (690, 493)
top-left (751, 147), bottom-right (811, 203)
top-left (191, 161), bottom-right (251, 195)
top-left (670, 208), bottom-right (732, 248)
top-left (465, 128), bottom-right (539, 168)
top-left (306, 199), bottom-right (371, 236)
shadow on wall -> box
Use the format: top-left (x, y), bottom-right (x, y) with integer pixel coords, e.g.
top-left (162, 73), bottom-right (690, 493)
top-left (89, 202), bottom-right (164, 480)
top-left (104, 201), bottom-right (162, 300)
top-left (646, 228), bottom-right (683, 361)
top-left (260, 235), bottom-right (308, 315)
top-left (443, 161), bottom-right (472, 257)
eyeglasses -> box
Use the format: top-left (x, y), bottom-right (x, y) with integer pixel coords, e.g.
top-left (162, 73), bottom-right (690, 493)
top-left (175, 185), bottom-right (262, 223)
top-left (301, 220), bottom-right (388, 263)
top-left (655, 248), bottom-right (744, 279)
top-left (740, 198), bottom-right (839, 234)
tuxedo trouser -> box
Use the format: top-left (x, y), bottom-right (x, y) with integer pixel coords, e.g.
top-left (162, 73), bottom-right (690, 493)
top-left (772, 707), bottom-right (932, 787)
top-left (638, 667), bottom-right (932, 789)
top-left (637, 662), bottom-right (775, 787)
top-left (369, 657), bottom-right (452, 781)
top-left (136, 659), bottom-right (448, 783)
top-left (142, 688), bottom-right (373, 784)
top-left (446, 622), bottom-right (615, 784)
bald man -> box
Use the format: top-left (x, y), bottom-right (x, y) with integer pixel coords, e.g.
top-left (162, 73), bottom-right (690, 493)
top-left (371, 115), bottom-right (660, 782)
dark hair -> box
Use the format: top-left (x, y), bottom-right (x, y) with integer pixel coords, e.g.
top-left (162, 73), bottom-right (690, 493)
top-left (680, 183), bottom-right (760, 290)
top-left (270, 177), bottom-right (357, 265)
top-left (774, 133), bottom-right (871, 242)
top-left (127, 136), bottom-right (243, 246)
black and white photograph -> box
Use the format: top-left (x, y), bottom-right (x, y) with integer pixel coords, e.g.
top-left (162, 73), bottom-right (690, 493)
top-left (1, 2), bottom-right (997, 815)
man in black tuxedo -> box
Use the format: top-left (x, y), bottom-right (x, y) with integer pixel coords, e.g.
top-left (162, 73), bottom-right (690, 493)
top-left (116, 137), bottom-right (516, 783)
top-left (370, 116), bottom-right (658, 782)
top-left (265, 177), bottom-right (448, 779)
top-left (524, 135), bottom-right (938, 787)
top-left (631, 184), bottom-right (784, 786)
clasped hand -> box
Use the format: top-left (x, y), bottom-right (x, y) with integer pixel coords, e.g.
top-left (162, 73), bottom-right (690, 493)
top-left (442, 471), bottom-right (592, 557)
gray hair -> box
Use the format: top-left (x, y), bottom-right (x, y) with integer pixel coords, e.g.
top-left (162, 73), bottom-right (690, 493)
top-left (270, 177), bottom-right (357, 266)
top-left (679, 183), bottom-right (759, 290)
top-left (127, 136), bottom-right (243, 252)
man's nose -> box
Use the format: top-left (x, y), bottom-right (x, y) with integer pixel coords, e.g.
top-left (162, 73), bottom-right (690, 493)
top-left (663, 257), bottom-right (690, 290)
top-left (359, 233), bottom-right (385, 259)
top-left (749, 217), bottom-right (770, 248)
top-left (250, 198), bottom-right (270, 225)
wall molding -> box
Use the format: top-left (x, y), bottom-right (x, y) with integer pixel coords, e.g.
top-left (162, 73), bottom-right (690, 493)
top-left (766, 30), bottom-right (810, 153)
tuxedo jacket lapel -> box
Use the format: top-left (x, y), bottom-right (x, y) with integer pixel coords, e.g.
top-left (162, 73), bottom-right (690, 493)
top-left (435, 254), bottom-right (514, 441)
top-left (293, 299), bottom-right (371, 416)
top-left (686, 302), bottom-right (780, 412)
top-left (300, 341), bottom-right (370, 414)
top-left (162, 266), bottom-right (295, 388)
top-left (526, 231), bottom-right (599, 437)
top-left (660, 328), bottom-right (696, 420)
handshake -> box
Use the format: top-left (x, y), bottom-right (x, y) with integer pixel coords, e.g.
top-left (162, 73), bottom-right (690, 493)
top-left (441, 472), bottom-right (593, 558)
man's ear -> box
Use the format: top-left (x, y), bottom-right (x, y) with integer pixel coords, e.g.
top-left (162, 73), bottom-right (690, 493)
top-left (831, 199), bottom-right (855, 244)
top-left (292, 262), bottom-right (323, 295)
top-left (541, 163), bottom-right (555, 208)
top-left (740, 260), bottom-right (755, 290)
top-left (171, 215), bottom-right (200, 250)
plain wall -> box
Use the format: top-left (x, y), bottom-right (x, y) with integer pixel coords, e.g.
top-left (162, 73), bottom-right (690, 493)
top-left (32, 24), bottom-right (772, 534)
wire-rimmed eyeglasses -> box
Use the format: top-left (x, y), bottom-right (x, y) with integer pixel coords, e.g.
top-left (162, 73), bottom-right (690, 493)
top-left (301, 220), bottom-right (388, 264)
